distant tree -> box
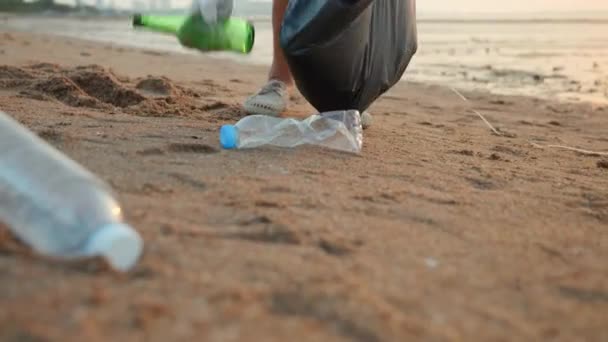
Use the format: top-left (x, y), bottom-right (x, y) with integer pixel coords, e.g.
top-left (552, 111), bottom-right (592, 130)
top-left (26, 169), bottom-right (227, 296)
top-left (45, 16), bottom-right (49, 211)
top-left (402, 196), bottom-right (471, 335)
top-left (0, 0), bottom-right (76, 12)
top-left (0, 0), bottom-right (31, 11)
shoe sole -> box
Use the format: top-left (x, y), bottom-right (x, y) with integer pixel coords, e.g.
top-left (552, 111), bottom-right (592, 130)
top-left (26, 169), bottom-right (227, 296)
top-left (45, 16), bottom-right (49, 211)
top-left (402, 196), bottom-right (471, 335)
top-left (243, 101), bottom-right (286, 116)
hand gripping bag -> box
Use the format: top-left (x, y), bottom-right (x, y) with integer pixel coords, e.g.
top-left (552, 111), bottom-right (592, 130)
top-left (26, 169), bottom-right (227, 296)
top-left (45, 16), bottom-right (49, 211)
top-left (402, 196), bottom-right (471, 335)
top-left (280, 0), bottom-right (417, 113)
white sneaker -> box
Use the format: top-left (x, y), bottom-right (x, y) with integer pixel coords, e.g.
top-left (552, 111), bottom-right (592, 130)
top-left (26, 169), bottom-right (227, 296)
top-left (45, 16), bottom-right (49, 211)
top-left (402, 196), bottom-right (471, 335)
top-left (361, 111), bottom-right (373, 129)
top-left (243, 80), bottom-right (288, 116)
top-left (244, 80), bottom-right (373, 129)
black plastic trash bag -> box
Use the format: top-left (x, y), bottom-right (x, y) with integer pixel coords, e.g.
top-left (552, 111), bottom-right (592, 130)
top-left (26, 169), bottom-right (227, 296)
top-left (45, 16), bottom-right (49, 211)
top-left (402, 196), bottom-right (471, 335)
top-left (280, 0), bottom-right (417, 113)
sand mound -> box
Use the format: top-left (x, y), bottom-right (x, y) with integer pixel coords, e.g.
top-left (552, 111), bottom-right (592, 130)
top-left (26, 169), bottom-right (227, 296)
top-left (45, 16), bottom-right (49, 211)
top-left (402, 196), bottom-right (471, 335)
top-left (129, 76), bottom-right (222, 117)
top-left (27, 62), bottom-right (65, 74)
top-left (0, 65), bottom-right (34, 79)
top-left (14, 64), bottom-right (142, 109)
top-left (32, 76), bottom-right (100, 108)
top-left (129, 98), bottom-right (187, 117)
top-left (0, 66), bottom-right (35, 88)
top-left (3, 63), bottom-right (229, 117)
top-left (136, 77), bottom-right (180, 97)
top-left (68, 69), bottom-right (145, 108)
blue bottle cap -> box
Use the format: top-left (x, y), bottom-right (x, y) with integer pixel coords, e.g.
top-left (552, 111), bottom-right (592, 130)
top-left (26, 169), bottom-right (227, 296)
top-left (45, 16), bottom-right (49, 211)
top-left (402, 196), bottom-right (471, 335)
top-left (220, 125), bottom-right (239, 149)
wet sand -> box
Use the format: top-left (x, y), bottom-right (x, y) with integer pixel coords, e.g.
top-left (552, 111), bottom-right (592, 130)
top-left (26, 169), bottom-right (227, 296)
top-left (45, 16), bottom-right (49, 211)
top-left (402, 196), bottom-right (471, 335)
top-left (0, 31), bottom-right (607, 342)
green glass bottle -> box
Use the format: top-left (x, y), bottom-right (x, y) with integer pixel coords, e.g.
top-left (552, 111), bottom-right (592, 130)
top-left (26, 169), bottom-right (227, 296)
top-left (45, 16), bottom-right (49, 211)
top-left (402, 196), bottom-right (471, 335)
top-left (132, 13), bottom-right (255, 54)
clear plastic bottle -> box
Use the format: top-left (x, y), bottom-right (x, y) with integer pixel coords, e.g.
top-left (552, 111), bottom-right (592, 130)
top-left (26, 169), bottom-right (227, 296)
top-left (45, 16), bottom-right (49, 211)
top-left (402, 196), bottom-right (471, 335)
top-left (0, 111), bottom-right (143, 272)
top-left (219, 110), bottom-right (363, 153)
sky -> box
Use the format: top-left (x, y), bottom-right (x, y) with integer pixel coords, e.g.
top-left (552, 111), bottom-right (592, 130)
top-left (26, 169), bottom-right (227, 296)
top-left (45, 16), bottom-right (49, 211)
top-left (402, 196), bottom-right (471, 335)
top-left (56, 0), bottom-right (608, 13)
top-left (420, 0), bottom-right (608, 13)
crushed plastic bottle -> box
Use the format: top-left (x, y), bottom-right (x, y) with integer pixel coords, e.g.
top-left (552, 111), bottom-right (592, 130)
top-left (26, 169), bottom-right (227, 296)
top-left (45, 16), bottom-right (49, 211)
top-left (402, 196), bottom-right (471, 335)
top-left (219, 110), bottom-right (363, 153)
top-left (0, 111), bottom-right (143, 272)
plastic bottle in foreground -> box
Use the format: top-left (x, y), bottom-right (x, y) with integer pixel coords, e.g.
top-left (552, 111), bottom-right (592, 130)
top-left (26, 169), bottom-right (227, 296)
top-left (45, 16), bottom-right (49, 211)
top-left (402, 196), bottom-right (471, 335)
top-left (219, 110), bottom-right (363, 153)
top-left (132, 13), bottom-right (255, 54)
top-left (0, 111), bottom-right (143, 272)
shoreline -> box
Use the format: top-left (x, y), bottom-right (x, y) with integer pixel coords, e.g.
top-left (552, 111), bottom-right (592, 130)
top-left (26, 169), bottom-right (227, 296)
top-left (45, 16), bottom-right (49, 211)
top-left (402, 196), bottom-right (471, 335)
top-left (1, 29), bottom-right (606, 133)
top-left (3, 14), bottom-right (607, 106)
top-left (1, 29), bottom-right (607, 129)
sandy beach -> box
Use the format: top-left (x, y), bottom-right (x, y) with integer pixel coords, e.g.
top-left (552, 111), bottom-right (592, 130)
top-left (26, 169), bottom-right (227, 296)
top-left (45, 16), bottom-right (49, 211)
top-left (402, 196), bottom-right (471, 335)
top-left (4, 14), bottom-right (608, 104)
top-left (1, 30), bottom-right (607, 341)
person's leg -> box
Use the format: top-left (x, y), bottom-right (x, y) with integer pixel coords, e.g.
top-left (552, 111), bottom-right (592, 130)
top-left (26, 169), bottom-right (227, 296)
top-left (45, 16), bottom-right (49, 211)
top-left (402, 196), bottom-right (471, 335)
top-left (243, 0), bottom-right (291, 115)
top-left (268, 0), bottom-right (292, 85)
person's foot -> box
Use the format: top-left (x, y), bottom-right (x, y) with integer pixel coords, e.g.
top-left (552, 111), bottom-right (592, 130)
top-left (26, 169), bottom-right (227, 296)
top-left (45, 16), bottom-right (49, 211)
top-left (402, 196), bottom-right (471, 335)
top-left (361, 111), bottom-right (373, 129)
top-left (243, 80), bottom-right (288, 116)
top-left (244, 80), bottom-right (373, 129)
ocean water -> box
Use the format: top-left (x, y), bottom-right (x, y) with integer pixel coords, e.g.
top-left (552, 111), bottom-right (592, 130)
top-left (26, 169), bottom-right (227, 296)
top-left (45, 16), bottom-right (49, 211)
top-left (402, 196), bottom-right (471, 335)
top-left (2, 13), bottom-right (607, 104)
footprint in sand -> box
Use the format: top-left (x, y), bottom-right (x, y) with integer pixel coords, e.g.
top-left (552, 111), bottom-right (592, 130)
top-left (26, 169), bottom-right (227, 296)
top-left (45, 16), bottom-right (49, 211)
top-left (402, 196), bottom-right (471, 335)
top-left (466, 177), bottom-right (498, 190)
top-left (548, 120), bottom-right (562, 126)
top-left (168, 173), bottom-right (207, 189)
top-left (260, 186), bottom-right (293, 194)
top-left (136, 147), bottom-right (165, 156)
top-left (318, 239), bottom-right (353, 256)
top-left (228, 216), bottom-right (302, 245)
top-left (558, 286), bottom-right (608, 304)
top-left (200, 101), bottom-right (229, 111)
top-left (492, 145), bottom-right (527, 157)
top-left (449, 149), bottom-right (475, 157)
top-left (167, 143), bottom-right (218, 154)
top-left (269, 291), bottom-right (382, 342)
top-left (37, 129), bottom-right (75, 148)
top-left (488, 153), bottom-right (506, 161)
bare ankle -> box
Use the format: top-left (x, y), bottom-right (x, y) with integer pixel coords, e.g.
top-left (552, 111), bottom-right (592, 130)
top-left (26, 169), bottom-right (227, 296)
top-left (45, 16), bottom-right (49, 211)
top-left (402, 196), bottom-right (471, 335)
top-left (268, 75), bottom-right (293, 86)
top-left (268, 62), bottom-right (293, 86)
